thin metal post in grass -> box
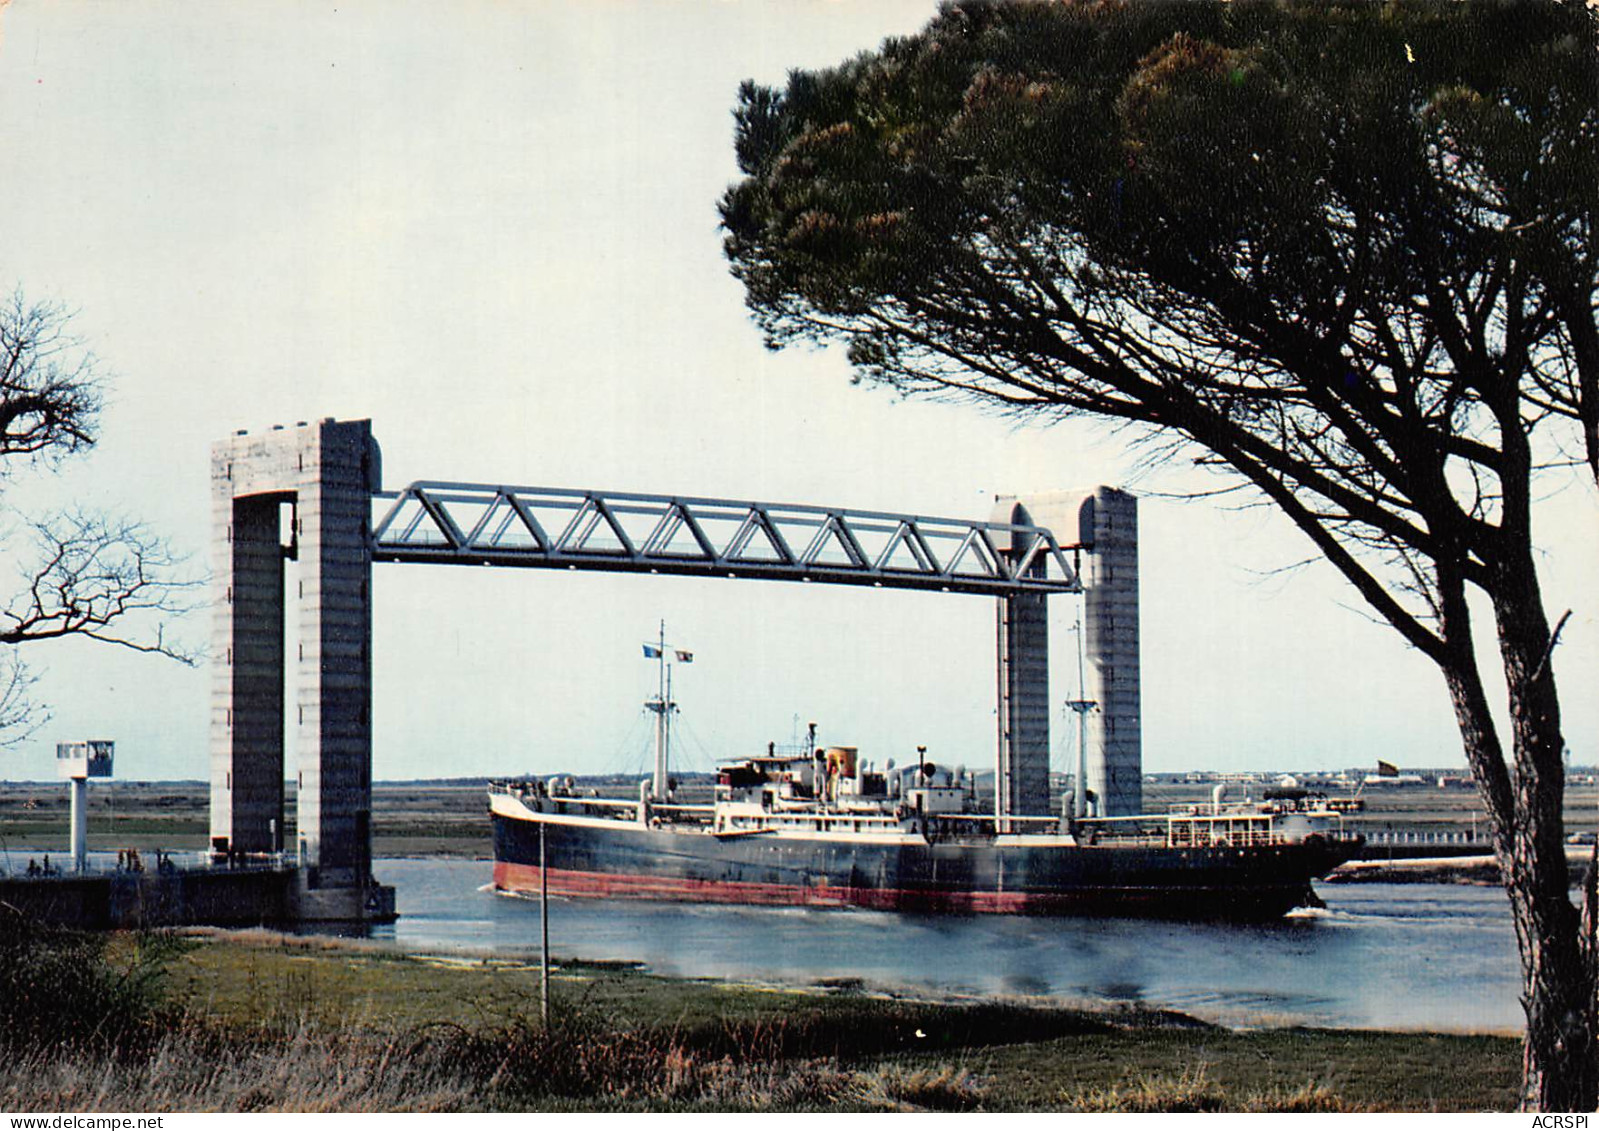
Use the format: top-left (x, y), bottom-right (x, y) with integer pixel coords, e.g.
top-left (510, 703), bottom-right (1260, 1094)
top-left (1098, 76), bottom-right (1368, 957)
top-left (540, 817), bottom-right (549, 1027)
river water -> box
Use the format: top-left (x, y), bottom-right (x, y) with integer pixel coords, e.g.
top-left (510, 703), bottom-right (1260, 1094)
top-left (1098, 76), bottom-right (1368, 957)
top-left (369, 858), bottom-right (1521, 1033)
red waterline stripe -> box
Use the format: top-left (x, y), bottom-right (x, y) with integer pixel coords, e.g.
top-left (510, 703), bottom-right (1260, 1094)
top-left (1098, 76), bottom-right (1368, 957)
top-left (490, 860), bottom-right (1170, 915)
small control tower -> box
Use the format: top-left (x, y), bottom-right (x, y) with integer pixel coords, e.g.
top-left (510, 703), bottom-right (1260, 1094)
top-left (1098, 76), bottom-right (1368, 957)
top-left (56, 740), bottom-right (114, 873)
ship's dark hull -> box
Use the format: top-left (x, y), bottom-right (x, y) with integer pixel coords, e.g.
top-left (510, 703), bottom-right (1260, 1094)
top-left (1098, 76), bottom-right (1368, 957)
top-left (491, 808), bottom-right (1357, 921)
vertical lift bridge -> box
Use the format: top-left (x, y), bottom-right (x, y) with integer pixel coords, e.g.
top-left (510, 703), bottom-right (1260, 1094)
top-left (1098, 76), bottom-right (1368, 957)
top-left (211, 419), bottom-right (1140, 921)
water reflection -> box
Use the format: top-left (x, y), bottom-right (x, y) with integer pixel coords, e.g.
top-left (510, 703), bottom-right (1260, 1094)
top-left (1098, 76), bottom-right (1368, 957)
top-left (371, 858), bottom-right (1520, 1033)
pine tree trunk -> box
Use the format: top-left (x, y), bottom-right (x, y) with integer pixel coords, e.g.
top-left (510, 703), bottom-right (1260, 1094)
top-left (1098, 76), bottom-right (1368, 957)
top-left (1512, 861), bottom-right (1597, 1111)
top-left (1493, 560), bottom-right (1597, 1111)
top-left (1437, 553), bottom-right (1596, 1111)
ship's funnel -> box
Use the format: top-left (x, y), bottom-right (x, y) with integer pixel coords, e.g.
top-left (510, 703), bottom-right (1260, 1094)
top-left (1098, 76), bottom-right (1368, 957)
top-left (825, 747), bottom-right (858, 779)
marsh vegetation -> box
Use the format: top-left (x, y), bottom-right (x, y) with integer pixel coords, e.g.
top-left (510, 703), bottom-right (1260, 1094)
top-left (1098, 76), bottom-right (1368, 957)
top-left (0, 913), bottom-right (1519, 1112)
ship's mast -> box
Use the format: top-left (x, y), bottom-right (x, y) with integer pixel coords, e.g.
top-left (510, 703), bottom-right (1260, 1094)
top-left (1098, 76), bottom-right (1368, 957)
top-left (1066, 598), bottom-right (1097, 822)
top-left (644, 621), bottom-right (693, 802)
top-left (647, 621), bottom-right (673, 801)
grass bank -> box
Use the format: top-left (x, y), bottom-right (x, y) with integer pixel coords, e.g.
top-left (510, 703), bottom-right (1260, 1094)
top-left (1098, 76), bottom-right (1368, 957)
top-left (0, 919), bottom-right (1520, 1112)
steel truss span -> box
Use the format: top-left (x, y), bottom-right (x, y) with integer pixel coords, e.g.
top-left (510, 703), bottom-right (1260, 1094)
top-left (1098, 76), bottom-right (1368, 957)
top-left (371, 481), bottom-right (1082, 597)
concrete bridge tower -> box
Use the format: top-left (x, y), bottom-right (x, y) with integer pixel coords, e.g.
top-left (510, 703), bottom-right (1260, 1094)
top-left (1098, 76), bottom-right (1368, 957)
top-left (994, 487), bottom-right (1141, 818)
top-left (210, 418), bottom-right (392, 921)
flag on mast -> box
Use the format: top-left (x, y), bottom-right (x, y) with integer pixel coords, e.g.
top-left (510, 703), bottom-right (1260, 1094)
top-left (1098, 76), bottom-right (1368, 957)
top-left (643, 643), bottom-right (662, 658)
top-left (675, 650), bottom-right (693, 663)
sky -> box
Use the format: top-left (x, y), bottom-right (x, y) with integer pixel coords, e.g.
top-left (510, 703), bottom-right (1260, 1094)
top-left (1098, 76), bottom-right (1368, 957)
top-left (0, 0), bottom-right (1594, 785)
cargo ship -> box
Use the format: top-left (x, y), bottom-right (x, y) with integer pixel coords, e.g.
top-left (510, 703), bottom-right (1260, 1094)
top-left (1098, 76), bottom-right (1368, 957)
top-left (490, 635), bottom-right (1360, 921)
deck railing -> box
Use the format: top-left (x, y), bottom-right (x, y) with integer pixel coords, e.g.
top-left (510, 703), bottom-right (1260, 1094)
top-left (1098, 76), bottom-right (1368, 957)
top-left (0, 849), bottom-right (291, 880)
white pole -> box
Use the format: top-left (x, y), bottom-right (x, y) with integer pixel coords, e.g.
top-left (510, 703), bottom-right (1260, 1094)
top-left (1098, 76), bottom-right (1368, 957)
top-left (652, 621), bottom-right (669, 801)
top-left (1071, 600), bottom-right (1092, 821)
top-left (1076, 703), bottom-right (1089, 821)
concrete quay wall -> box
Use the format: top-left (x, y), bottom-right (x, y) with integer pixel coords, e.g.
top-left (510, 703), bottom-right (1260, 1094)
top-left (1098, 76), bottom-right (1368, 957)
top-left (0, 868), bottom-right (393, 930)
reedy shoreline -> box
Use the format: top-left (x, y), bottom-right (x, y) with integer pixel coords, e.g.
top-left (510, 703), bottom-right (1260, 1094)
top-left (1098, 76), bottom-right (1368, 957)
top-left (0, 923), bottom-right (1521, 1112)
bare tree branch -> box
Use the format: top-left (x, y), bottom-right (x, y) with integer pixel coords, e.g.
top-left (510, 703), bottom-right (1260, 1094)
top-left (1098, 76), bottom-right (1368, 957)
top-left (0, 509), bottom-right (201, 664)
top-left (0, 290), bottom-right (100, 471)
top-left (0, 649), bottom-right (44, 749)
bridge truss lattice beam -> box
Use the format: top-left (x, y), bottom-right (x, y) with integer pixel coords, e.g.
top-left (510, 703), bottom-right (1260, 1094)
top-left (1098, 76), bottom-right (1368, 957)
top-left (370, 482), bottom-right (1082, 598)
